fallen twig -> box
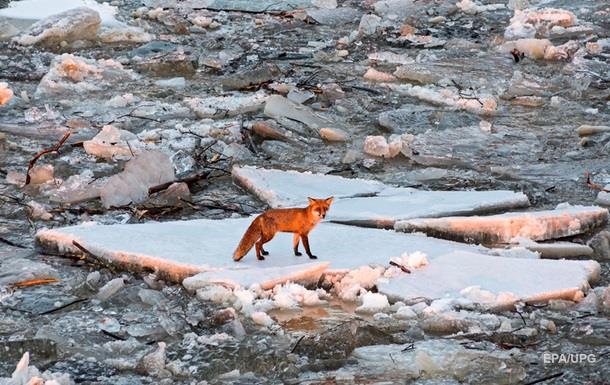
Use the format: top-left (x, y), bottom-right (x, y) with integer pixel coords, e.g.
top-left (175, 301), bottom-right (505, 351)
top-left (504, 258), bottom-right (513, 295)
top-left (72, 240), bottom-right (116, 274)
top-left (148, 170), bottom-right (211, 194)
top-left (523, 372), bottom-right (564, 385)
top-left (584, 171), bottom-right (610, 193)
top-left (101, 330), bottom-right (126, 341)
top-left (389, 260), bottom-right (411, 273)
top-left (10, 278), bottom-right (59, 288)
top-left (0, 236), bottom-right (28, 249)
top-left (401, 343), bottom-right (414, 351)
top-left (104, 104), bottom-right (157, 126)
top-left (25, 131), bottom-right (71, 185)
top-left (38, 298), bottom-right (88, 315)
top-left (290, 335), bottom-right (305, 353)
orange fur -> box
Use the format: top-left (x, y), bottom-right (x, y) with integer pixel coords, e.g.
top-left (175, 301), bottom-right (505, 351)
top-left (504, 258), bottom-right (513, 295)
top-left (233, 197), bottom-right (333, 261)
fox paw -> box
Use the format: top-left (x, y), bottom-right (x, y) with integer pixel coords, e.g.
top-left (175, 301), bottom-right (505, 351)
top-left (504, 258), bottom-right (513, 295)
top-left (257, 255), bottom-right (266, 261)
top-left (308, 255), bottom-right (318, 259)
top-left (294, 251), bottom-right (302, 256)
top-left (262, 250), bottom-right (269, 256)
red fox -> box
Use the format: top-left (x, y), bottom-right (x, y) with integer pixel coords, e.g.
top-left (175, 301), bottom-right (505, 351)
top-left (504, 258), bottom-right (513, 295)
top-left (233, 197), bottom-right (334, 261)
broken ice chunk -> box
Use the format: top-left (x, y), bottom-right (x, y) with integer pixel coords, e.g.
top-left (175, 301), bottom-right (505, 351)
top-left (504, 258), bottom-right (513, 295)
top-left (355, 292), bottom-right (390, 314)
top-left (100, 150), bottom-right (175, 208)
top-left (515, 238), bottom-right (594, 259)
top-left (358, 14), bottom-right (381, 36)
top-left (363, 135), bottom-right (402, 158)
top-left (500, 38), bottom-right (578, 61)
top-left (96, 277), bottom-right (125, 301)
top-left (396, 205), bottom-right (608, 244)
top-left (505, 8), bottom-right (576, 40)
top-left (27, 164), bottom-right (54, 185)
top-left (83, 125), bottom-right (140, 160)
top-left (363, 68), bottom-right (397, 83)
top-left (264, 95), bottom-right (339, 135)
top-left (35, 54), bottom-right (137, 98)
top-left (185, 91), bottom-right (268, 119)
top-left (14, 7), bottom-right (101, 47)
top-left (456, 0), bottom-right (504, 14)
top-left (251, 311), bottom-right (274, 327)
top-left (0, 82), bottom-right (14, 105)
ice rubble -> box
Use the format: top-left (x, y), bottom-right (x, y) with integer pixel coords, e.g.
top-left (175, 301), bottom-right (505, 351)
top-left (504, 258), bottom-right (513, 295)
top-left (183, 262), bottom-right (329, 290)
top-left (350, 340), bottom-right (525, 383)
top-left (378, 251), bottom-right (599, 308)
top-left (505, 8), bottom-right (577, 40)
top-left (396, 205), bottom-right (608, 244)
top-left (232, 165), bottom-right (529, 226)
top-left (0, 352), bottom-right (72, 385)
top-left (35, 54), bottom-right (138, 99)
top-left (389, 84), bottom-right (497, 115)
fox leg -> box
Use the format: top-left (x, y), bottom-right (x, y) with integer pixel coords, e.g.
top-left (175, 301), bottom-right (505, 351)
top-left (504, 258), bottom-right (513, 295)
top-left (301, 235), bottom-right (317, 259)
top-left (255, 231), bottom-right (275, 261)
top-left (293, 233), bottom-right (302, 256)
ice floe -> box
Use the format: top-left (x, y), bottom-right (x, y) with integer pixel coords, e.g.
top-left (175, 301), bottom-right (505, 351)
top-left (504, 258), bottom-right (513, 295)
top-left (378, 251), bottom-right (599, 307)
top-left (396, 205), bottom-right (608, 244)
top-left (36, 217), bottom-right (501, 284)
top-left (232, 166), bottom-right (530, 227)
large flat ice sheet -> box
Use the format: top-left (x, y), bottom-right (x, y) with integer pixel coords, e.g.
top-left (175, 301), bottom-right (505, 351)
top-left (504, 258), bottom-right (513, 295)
top-left (232, 166), bottom-right (530, 227)
top-left (395, 205), bottom-right (608, 244)
top-left (36, 218), bottom-right (492, 283)
top-left (378, 251), bottom-right (600, 306)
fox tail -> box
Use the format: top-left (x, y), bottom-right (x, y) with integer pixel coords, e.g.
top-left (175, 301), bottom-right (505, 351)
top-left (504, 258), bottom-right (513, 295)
top-left (233, 218), bottom-right (261, 261)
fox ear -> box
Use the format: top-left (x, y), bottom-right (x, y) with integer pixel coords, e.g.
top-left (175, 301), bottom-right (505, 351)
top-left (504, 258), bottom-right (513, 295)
top-left (307, 197), bottom-right (316, 205)
top-left (325, 196), bottom-right (334, 205)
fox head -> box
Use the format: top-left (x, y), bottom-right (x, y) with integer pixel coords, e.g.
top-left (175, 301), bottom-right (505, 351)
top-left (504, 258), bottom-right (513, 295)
top-left (307, 196), bottom-right (334, 220)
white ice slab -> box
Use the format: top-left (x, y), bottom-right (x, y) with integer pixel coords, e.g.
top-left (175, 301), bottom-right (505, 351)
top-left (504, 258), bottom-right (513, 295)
top-left (330, 187), bottom-right (531, 228)
top-left (232, 166), bottom-right (530, 227)
top-left (378, 251), bottom-right (600, 306)
top-left (0, 0), bottom-right (119, 25)
top-left (396, 205), bottom-right (608, 244)
top-left (36, 217), bottom-right (494, 284)
top-left (515, 238), bottom-right (594, 259)
top-left (232, 165), bottom-right (385, 207)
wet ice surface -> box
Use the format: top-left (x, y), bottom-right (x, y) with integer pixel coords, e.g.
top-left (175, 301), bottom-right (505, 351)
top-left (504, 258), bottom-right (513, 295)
top-left (1, 0), bottom-right (610, 383)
